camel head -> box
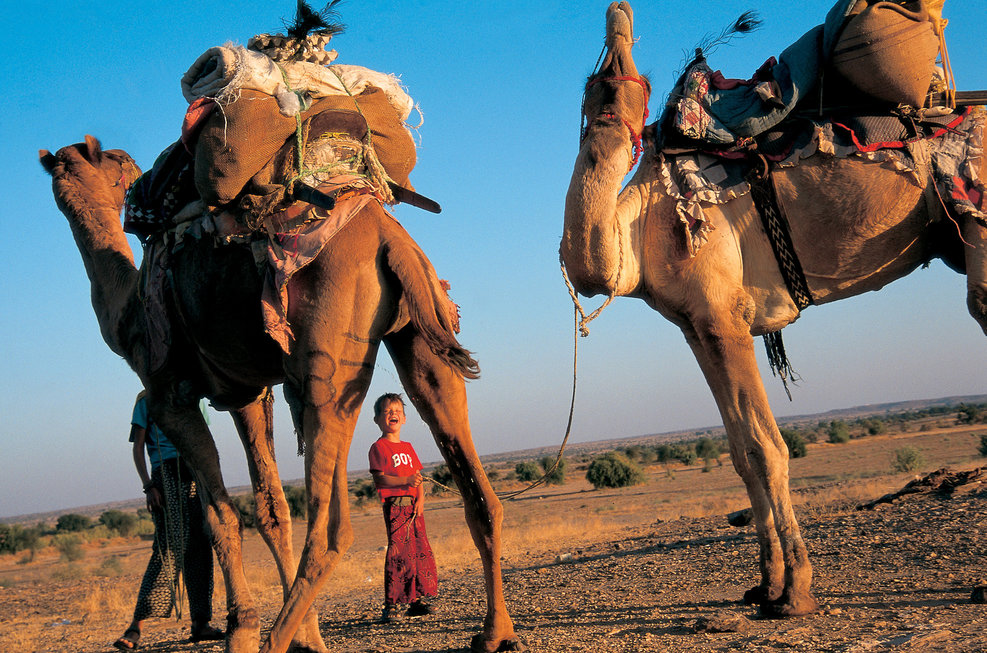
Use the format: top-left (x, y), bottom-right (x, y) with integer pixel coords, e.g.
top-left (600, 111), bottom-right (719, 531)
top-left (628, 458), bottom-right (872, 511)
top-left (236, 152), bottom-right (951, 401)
top-left (581, 1), bottom-right (651, 159)
top-left (39, 135), bottom-right (142, 214)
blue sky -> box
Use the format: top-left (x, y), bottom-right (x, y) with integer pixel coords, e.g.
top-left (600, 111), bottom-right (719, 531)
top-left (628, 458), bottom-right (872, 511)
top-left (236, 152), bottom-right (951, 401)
top-left (2, 0), bottom-right (985, 518)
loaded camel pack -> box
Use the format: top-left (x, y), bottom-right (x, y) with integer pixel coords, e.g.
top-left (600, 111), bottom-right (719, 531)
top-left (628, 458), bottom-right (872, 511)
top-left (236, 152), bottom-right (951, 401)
top-left (124, 15), bottom-right (444, 367)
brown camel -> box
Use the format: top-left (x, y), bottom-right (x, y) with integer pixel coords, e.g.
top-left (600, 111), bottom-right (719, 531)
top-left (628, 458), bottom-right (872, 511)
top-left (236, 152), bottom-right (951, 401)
top-left (564, 2), bottom-right (987, 616)
top-left (39, 136), bottom-right (520, 653)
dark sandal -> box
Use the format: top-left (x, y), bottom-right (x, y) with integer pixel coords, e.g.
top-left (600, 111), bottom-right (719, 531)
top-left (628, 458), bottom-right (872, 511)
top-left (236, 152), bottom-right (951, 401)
top-left (188, 625), bottom-right (225, 642)
top-left (113, 628), bottom-right (140, 650)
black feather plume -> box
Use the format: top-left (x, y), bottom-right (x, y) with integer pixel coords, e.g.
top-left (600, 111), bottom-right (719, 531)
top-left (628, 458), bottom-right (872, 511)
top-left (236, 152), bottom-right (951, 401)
top-left (731, 10), bottom-right (762, 35)
top-left (695, 9), bottom-right (762, 58)
top-left (284, 0), bottom-right (345, 39)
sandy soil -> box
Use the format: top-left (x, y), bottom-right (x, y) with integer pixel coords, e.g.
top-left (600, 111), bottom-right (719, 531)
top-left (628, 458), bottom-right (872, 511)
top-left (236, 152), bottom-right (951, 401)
top-left (3, 427), bottom-right (986, 652)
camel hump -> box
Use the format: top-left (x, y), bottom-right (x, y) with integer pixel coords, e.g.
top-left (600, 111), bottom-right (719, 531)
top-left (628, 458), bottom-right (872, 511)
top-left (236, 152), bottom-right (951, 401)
top-left (383, 235), bottom-right (479, 379)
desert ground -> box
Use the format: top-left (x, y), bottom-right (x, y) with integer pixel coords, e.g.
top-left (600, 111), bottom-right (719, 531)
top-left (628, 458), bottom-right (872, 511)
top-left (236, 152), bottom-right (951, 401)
top-left (2, 420), bottom-right (987, 652)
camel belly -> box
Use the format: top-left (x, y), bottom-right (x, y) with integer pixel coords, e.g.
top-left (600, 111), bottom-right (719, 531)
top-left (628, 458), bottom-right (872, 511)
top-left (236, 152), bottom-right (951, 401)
top-left (773, 156), bottom-right (932, 304)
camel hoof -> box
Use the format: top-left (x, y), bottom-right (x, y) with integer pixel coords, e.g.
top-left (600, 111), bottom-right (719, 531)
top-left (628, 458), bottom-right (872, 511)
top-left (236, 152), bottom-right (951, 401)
top-left (971, 585), bottom-right (987, 603)
top-left (470, 633), bottom-right (528, 652)
top-left (759, 592), bottom-right (820, 618)
top-left (742, 585), bottom-right (781, 605)
top-left (226, 608), bottom-right (261, 653)
top-left (287, 610), bottom-right (328, 653)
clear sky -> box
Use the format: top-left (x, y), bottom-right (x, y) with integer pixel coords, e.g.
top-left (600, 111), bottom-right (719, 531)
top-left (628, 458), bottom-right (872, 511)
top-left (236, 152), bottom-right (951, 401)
top-left (2, 0), bottom-right (985, 518)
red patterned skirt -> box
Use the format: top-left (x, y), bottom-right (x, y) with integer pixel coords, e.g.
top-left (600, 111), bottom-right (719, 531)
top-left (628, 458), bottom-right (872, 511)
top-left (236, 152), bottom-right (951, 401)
top-left (382, 500), bottom-right (438, 605)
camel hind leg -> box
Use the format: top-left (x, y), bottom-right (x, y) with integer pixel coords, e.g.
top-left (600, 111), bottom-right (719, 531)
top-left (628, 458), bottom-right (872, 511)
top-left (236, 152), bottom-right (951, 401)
top-left (229, 389), bottom-right (326, 652)
top-left (384, 326), bottom-right (522, 652)
top-left (961, 162), bottom-right (987, 601)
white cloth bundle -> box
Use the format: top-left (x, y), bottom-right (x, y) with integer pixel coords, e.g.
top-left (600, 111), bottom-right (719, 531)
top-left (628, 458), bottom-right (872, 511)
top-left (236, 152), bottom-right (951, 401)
top-left (181, 45), bottom-right (414, 122)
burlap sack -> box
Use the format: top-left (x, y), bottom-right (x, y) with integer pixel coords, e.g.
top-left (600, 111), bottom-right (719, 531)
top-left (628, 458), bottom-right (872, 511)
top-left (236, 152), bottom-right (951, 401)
top-left (194, 86), bottom-right (416, 206)
top-left (830, 0), bottom-right (939, 107)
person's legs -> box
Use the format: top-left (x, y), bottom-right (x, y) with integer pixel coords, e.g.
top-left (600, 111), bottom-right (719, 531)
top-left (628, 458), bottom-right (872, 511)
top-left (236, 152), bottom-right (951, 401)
top-left (411, 512), bottom-right (437, 601)
top-left (179, 468), bottom-right (222, 640)
top-left (115, 467), bottom-right (175, 649)
top-left (382, 501), bottom-right (418, 617)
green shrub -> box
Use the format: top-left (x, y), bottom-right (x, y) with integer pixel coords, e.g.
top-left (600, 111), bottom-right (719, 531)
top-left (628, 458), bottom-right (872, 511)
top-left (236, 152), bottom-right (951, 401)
top-left (99, 510), bottom-right (138, 537)
top-left (56, 513), bottom-right (91, 532)
top-left (53, 533), bottom-right (85, 562)
top-left (891, 446), bottom-right (925, 473)
top-left (957, 403), bottom-right (983, 424)
top-left (283, 485), bottom-right (307, 518)
top-left (695, 437), bottom-right (721, 461)
top-left (539, 456), bottom-right (566, 485)
top-left (827, 421), bottom-right (851, 444)
top-left (0, 523), bottom-right (43, 555)
top-left (780, 428), bottom-right (808, 458)
top-left (978, 434), bottom-right (987, 458)
top-left (430, 464), bottom-right (456, 495)
top-left (586, 452), bottom-right (644, 489)
top-left (230, 495), bottom-right (256, 528)
top-left (515, 461), bottom-right (540, 483)
top-left (352, 478), bottom-right (378, 504)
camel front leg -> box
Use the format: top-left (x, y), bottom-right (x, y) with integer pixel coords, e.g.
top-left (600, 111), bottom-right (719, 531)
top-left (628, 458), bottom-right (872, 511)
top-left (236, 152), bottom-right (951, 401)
top-left (229, 389), bottom-right (326, 652)
top-left (146, 388), bottom-right (260, 653)
top-left (261, 333), bottom-right (376, 653)
top-left (681, 311), bottom-right (818, 617)
top-left (385, 327), bottom-right (522, 652)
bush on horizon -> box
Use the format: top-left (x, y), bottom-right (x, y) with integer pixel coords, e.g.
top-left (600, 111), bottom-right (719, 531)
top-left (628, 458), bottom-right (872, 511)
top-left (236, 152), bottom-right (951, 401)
top-left (283, 484), bottom-right (307, 518)
top-left (586, 452), bottom-right (644, 489)
top-left (0, 523), bottom-right (43, 555)
top-left (780, 428), bottom-right (808, 458)
top-left (99, 510), bottom-right (138, 537)
top-left (539, 456), bottom-right (566, 485)
top-left (827, 421), bottom-right (851, 444)
top-left (978, 434), bottom-right (987, 458)
top-left (515, 461), bottom-right (540, 483)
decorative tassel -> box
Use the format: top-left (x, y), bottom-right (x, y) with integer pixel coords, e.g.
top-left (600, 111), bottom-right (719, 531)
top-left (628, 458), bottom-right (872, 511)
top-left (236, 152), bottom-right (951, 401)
top-left (763, 330), bottom-right (800, 401)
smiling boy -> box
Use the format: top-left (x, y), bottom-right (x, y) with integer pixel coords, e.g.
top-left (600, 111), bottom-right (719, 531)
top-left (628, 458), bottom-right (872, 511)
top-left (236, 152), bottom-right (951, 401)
top-left (368, 393), bottom-right (438, 622)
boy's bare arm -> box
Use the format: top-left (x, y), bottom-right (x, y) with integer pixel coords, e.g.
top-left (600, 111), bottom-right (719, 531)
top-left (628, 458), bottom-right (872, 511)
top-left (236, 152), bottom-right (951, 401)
top-left (371, 470), bottom-right (423, 488)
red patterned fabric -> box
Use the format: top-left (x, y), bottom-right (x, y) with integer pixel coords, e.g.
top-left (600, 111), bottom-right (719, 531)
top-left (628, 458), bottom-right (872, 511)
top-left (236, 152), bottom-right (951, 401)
top-left (382, 503), bottom-right (437, 605)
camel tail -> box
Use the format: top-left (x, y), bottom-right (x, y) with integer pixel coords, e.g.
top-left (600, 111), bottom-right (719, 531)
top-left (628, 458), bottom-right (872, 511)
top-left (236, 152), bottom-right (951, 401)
top-left (383, 239), bottom-right (480, 380)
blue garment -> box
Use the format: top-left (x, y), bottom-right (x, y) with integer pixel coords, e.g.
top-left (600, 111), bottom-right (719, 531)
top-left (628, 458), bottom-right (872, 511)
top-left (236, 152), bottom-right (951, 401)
top-left (703, 25), bottom-right (823, 139)
top-left (130, 395), bottom-right (179, 470)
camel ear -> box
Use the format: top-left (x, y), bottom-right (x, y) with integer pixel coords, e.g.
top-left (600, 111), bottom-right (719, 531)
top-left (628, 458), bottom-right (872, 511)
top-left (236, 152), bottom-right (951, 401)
top-left (39, 149), bottom-right (58, 174)
top-left (83, 135), bottom-right (103, 165)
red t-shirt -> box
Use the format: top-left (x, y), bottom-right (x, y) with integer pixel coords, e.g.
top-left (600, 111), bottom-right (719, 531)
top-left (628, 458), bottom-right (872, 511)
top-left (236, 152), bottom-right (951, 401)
top-left (369, 437), bottom-right (423, 501)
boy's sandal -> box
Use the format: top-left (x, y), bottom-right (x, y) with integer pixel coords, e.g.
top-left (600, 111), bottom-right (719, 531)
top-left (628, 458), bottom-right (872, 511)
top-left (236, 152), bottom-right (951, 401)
top-left (113, 628), bottom-right (141, 650)
top-left (188, 625), bottom-right (225, 642)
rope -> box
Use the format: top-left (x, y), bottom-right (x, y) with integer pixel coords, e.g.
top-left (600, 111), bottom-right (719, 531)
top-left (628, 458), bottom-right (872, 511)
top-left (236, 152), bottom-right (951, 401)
top-left (428, 41), bottom-right (636, 501)
top-left (933, 17), bottom-right (956, 109)
top-left (275, 64), bottom-right (395, 205)
top-left (424, 305), bottom-right (583, 501)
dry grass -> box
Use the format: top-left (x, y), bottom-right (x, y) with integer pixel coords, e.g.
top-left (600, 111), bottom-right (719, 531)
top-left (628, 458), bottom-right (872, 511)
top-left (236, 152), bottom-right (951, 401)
top-left (1, 422), bottom-right (983, 652)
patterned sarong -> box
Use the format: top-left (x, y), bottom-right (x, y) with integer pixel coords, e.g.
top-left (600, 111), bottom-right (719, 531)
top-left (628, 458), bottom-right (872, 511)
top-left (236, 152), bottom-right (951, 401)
top-left (382, 502), bottom-right (437, 605)
top-left (132, 458), bottom-right (214, 623)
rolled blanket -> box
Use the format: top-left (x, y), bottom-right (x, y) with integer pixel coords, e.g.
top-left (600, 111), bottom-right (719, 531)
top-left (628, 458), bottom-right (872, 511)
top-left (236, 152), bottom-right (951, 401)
top-left (181, 45), bottom-right (414, 121)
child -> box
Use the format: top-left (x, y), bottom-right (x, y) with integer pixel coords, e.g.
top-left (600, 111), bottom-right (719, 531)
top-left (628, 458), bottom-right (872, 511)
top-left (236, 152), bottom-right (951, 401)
top-left (368, 393), bottom-right (438, 622)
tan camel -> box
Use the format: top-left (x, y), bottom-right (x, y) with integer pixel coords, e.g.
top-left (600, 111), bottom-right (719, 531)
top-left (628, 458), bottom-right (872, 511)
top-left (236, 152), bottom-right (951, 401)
top-left (564, 2), bottom-right (987, 616)
top-left (40, 136), bottom-right (520, 653)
